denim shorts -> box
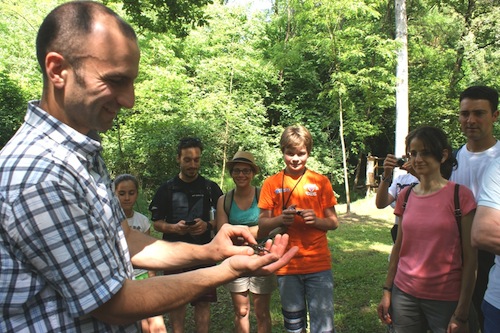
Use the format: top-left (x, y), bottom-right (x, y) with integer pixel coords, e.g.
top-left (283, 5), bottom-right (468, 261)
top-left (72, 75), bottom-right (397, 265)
top-left (277, 270), bottom-right (335, 333)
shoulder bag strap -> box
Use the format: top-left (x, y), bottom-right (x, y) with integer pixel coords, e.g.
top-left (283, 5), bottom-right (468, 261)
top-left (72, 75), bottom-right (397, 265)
top-left (454, 184), bottom-right (464, 263)
top-left (402, 183), bottom-right (417, 213)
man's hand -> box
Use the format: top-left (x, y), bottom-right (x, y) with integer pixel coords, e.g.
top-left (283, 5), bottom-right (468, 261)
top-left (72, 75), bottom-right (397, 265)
top-left (205, 224), bottom-right (261, 261)
top-left (176, 221), bottom-right (191, 235)
top-left (188, 218), bottom-right (208, 236)
top-left (205, 224), bottom-right (297, 264)
top-left (220, 233), bottom-right (298, 277)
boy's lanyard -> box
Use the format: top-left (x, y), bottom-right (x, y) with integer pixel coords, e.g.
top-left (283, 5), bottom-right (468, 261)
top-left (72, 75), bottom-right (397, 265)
top-left (281, 168), bottom-right (306, 210)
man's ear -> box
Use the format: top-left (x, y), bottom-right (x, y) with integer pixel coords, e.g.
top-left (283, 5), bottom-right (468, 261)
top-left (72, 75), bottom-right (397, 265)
top-left (45, 52), bottom-right (68, 89)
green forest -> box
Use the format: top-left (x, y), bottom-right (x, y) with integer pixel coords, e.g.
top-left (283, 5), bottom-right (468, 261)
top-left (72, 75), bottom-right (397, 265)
top-left (1, 0), bottom-right (499, 202)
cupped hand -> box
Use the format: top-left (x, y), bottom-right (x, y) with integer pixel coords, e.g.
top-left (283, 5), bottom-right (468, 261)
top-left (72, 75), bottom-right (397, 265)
top-left (222, 233), bottom-right (298, 277)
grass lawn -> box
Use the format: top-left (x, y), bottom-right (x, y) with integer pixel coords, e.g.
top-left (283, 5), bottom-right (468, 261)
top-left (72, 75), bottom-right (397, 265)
top-left (148, 196), bottom-right (395, 333)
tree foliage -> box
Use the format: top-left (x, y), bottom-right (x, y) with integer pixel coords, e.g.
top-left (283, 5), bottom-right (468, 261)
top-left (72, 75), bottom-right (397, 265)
top-left (0, 71), bottom-right (26, 147)
top-left (104, 0), bottom-right (214, 37)
top-left (1, 0), bottom-right (498, 202)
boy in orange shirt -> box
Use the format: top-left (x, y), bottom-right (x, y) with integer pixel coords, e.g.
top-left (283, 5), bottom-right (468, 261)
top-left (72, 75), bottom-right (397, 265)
top-left (258, 125), bottom-right (339, 333)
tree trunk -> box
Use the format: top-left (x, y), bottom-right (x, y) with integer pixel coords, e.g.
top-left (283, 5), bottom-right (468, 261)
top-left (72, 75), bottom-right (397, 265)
top-left (394, 0), bottom-right (409, 165)
top-left (339, 96), bottom-right (351, 214)
top-left (220, 67), bottom-right (235, 188)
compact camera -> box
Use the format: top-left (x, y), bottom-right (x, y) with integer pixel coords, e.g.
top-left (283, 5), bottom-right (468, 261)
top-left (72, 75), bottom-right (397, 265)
top-left (396, 158), bottom-right (406, 167)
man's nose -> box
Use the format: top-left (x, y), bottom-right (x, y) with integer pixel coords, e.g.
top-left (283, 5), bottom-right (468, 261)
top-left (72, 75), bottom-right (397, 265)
top-left (117, 84), bottom-right (135, 109)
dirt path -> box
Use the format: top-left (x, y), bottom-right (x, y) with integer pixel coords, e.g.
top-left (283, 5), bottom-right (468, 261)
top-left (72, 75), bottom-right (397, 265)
top-left (336, 195), bottom-right (395, 222)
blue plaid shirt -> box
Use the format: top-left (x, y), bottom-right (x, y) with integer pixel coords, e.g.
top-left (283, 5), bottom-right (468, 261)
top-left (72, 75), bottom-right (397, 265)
top-left (0, 102), bottom-right (137, 332)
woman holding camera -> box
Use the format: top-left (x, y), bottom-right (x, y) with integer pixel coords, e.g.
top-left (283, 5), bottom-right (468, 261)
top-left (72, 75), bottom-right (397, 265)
top-left (376, 154), bottom-right (419, 243)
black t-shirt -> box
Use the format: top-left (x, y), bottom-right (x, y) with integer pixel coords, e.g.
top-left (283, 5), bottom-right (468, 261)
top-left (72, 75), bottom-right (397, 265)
top-left (149, 175), bottom-right (222, 244)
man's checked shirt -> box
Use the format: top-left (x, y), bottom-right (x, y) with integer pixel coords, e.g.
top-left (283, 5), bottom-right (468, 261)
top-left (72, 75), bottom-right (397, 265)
top-left (0, 102), bottom-right (137, 332)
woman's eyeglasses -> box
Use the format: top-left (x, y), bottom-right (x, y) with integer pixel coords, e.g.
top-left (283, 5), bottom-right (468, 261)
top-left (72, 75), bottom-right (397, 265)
top-left (231, 168), bottom-right (252, 175)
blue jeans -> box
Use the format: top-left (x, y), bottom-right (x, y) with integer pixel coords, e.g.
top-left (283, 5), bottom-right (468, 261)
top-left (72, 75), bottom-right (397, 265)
top-left (277, 270), bottom-right (335, 333)
top-left (482, 300), bottom-right (500, 333)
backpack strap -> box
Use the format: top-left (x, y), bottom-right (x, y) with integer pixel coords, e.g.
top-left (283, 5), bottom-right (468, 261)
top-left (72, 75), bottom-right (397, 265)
top-left (454, 183), bottom-right (464, 263)
top-left (223, 189), bottom-right (235, 218)
top-left (205, 179), bottom-right (213, 207)
top-left (402, 183), bottom-right (418, 212)
top-left (164, 178), bottom-right (176, 222)
top-left (224, 186), bottom-right (260, 219)
top-left (402, 183), bottom-right (464, 263)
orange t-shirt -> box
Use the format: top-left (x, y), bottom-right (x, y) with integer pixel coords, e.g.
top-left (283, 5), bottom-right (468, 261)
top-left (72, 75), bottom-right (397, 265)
top-left (259, 169), bottom-right (337, 275)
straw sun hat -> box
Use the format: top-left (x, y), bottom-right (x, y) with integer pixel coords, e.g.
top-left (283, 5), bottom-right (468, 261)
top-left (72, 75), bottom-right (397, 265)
top-left (226, 151), bottom-right (260, 174)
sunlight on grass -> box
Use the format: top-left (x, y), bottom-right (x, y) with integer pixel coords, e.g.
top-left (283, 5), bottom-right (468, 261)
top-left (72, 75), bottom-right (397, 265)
top-left (371, 242), bottom-right (393, 254)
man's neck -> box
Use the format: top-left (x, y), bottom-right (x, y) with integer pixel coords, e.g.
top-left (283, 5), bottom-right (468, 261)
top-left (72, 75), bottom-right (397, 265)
top-left (179, 173), bottom-right (199, 183)
top-left (466, 136), bottom-right (497, 153)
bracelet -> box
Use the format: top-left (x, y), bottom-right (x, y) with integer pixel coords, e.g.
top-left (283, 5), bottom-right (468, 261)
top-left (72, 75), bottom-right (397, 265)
top-left (453, 313), bottom-right (468, 324)
top-left (382, 286), bottom-right (393, 292)
top-left (380, 174), bottom-right (392, 184)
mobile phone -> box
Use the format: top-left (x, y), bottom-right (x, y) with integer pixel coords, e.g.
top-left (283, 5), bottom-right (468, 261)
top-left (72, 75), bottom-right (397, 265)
top-left (185, 220), bottom-right (196, 226)
top-left (396, 158), bottom-right (406, 167)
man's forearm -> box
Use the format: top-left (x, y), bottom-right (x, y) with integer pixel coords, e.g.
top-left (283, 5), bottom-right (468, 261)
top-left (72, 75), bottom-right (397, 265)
top-left (153, 219), bottom-right (176, 234)
top-left (91, 265), bottom-right (237, 325)
top-left (128, 230), bottom-right (212, 271)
